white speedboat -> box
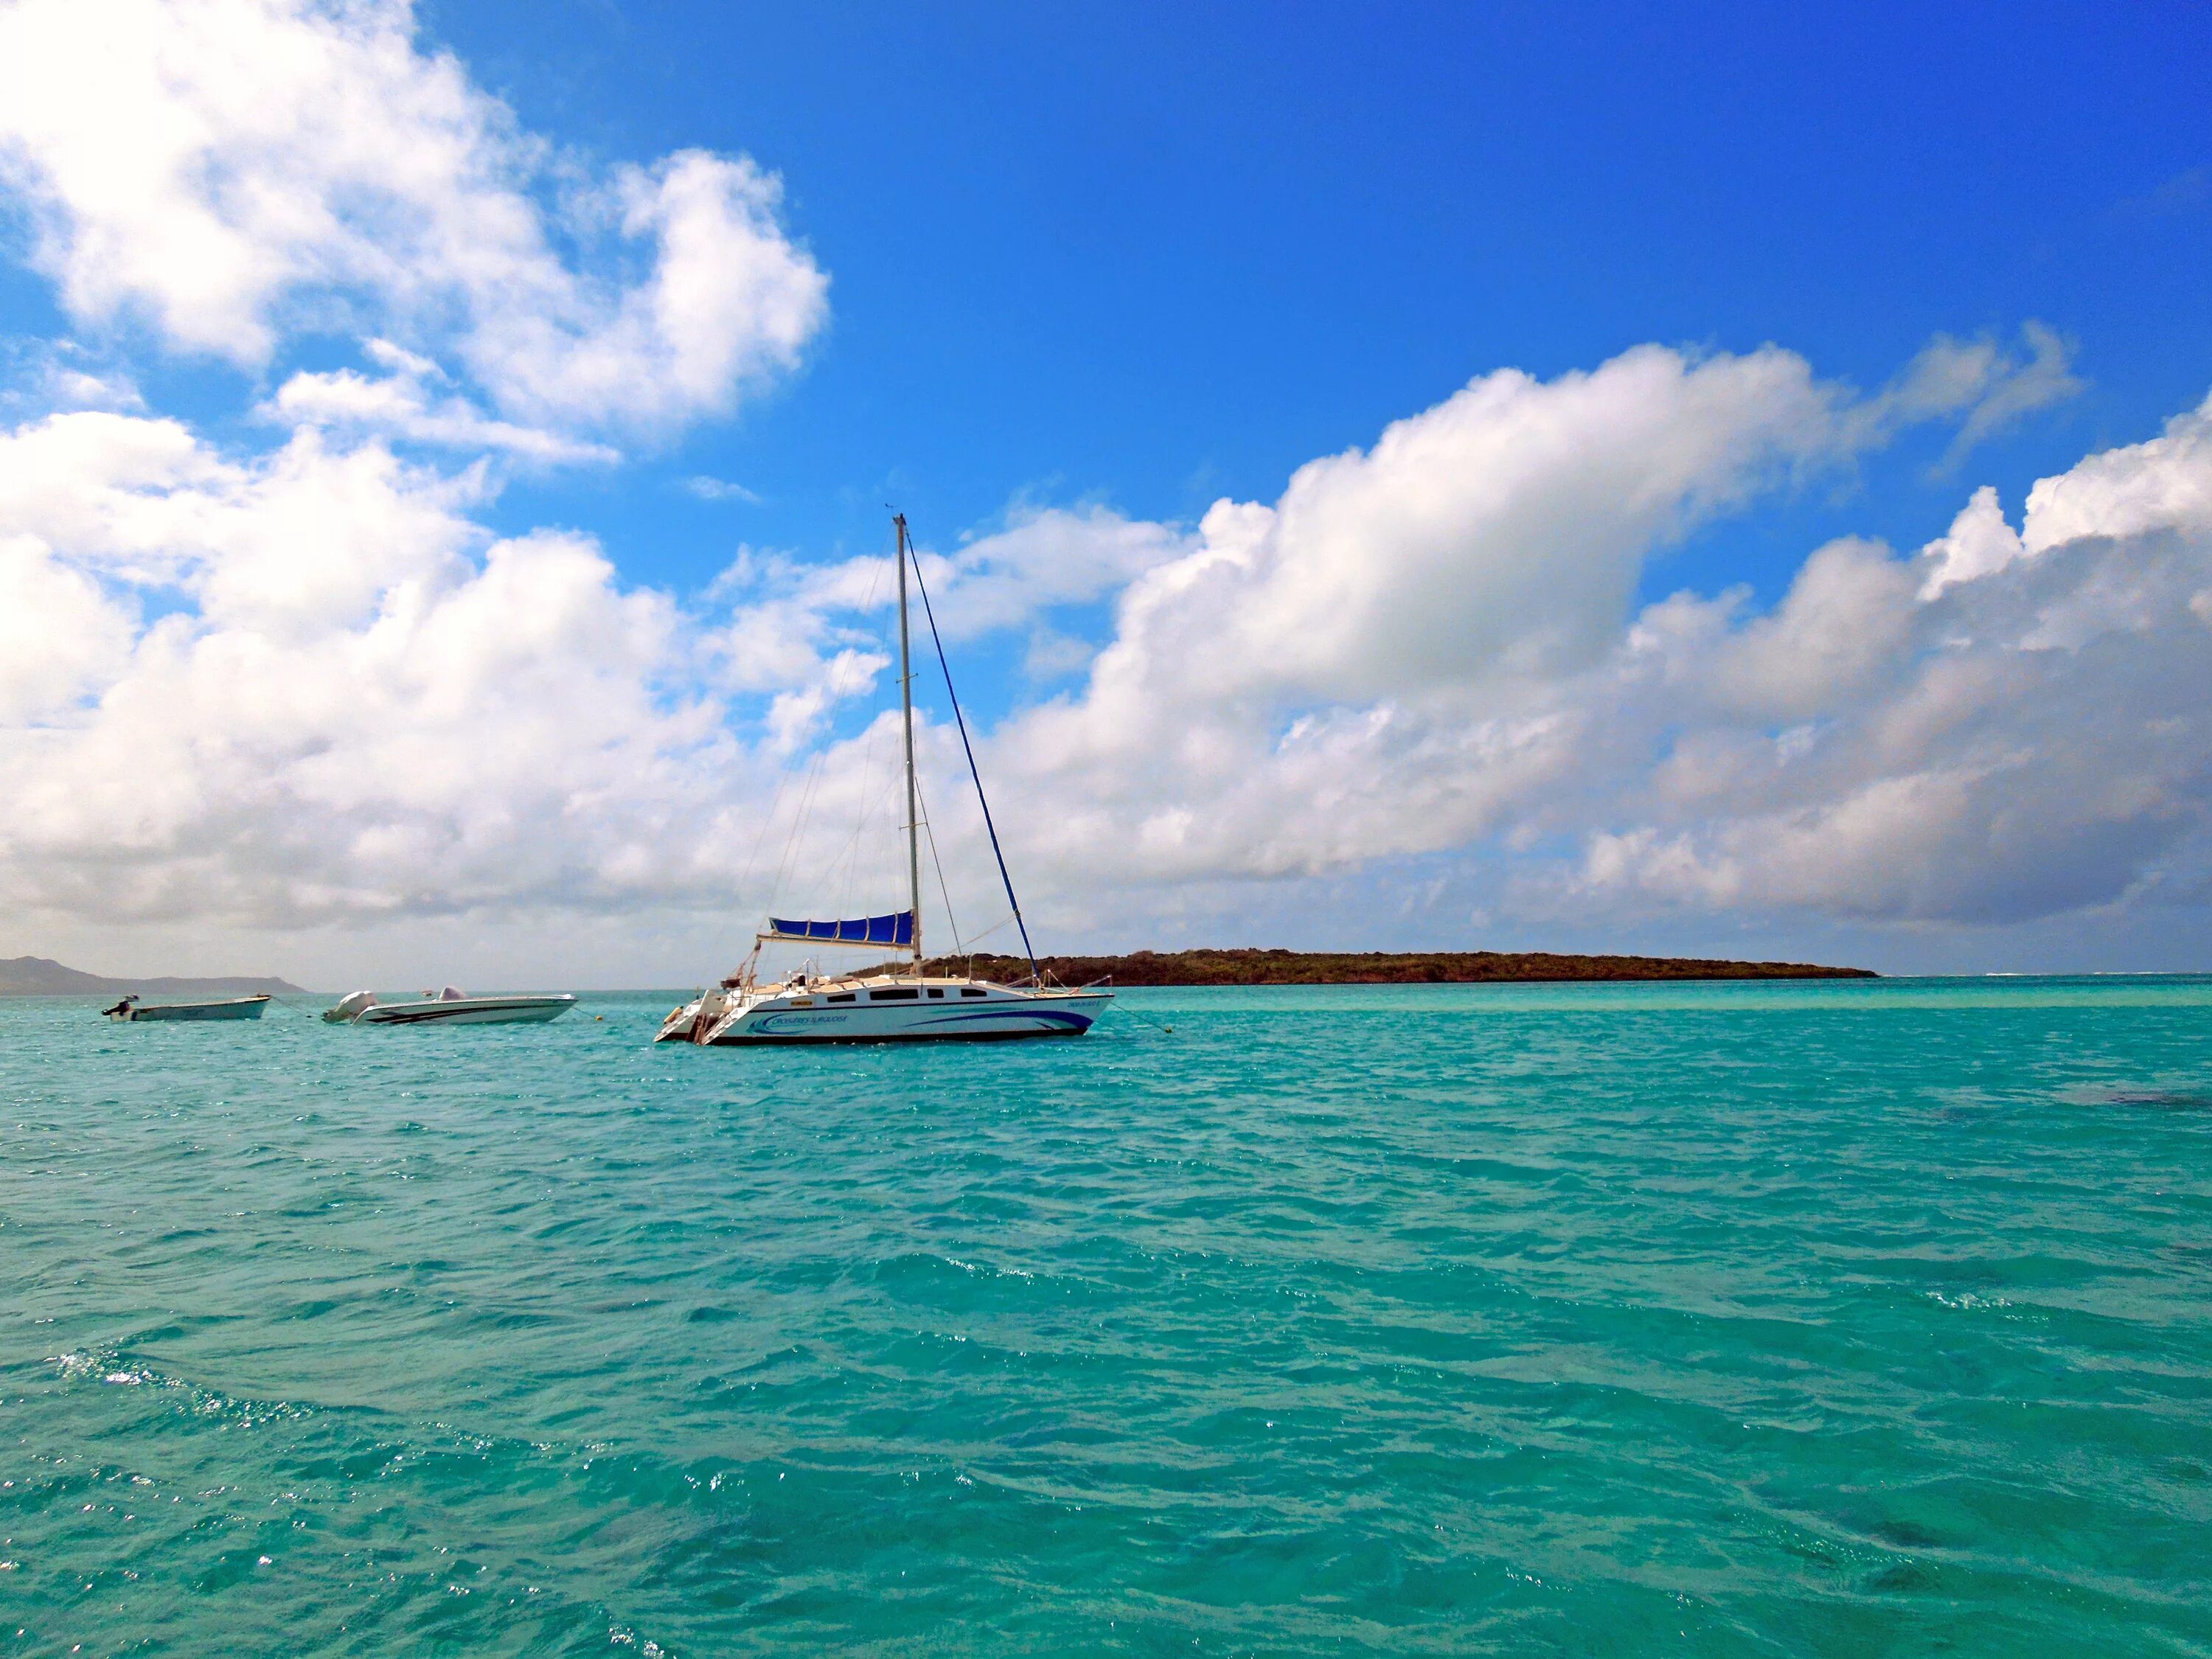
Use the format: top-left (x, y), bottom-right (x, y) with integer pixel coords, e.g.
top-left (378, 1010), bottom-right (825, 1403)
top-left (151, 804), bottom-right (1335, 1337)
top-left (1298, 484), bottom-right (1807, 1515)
top-left (103, 994), bottom-right (270, 1022)
top-left (323, 987), bottom-right (577, 1026)
top-left (660, 514), bottom-right (1112, 1048)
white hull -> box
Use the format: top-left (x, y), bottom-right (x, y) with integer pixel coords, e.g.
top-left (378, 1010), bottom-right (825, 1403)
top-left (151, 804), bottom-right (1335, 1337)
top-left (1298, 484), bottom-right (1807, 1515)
top-left (658, 976), bottom-right (1109, 1045)
top-left (108, 995), bottom-right (270, 1022)
top-left (338, 994), bottom-right (577, 1026)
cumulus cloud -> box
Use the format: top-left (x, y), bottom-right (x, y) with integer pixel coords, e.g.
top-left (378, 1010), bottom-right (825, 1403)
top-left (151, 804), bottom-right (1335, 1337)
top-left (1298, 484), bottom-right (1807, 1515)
top-left (14, 0), bottom-right (2188, 972)
top-left (0, 535), bottom-right (133, 720)
top-left (2017, 394), bottom-right (2212, 552)
top-left (6, 0), bottom-right (2191, 976)
top-left (0, 0), bottom-right (826, 439)
top-left (686, 476), bottom-right (763, 504)
top-left (976, 344), bottom-right (1876, 886)
top-left (1874, 322), bottom-right (2084, 467)
top-left (0, 0), bottom-right (858, 948)
top-left (1919, 485), bottom-right (2023, 596)
top-left (11, 316), bottom-right (2193, 947)
top-left (1554, 451), bottom-right (2212, 925)
top-left (0, 406), bottom-right (773, 926)
top-left (995, 336), bottom-right (2079, 745)
top-left (695, 504), bottom-right (1191, 708)
top-left (0, 338), bottom-right (2200, 955)
top-left (261, 340), bottom-right (618, 465)
top-left (964, 368), bottom-right (2212, 939)
top-left (0, 0), bottom-right (2185, 969)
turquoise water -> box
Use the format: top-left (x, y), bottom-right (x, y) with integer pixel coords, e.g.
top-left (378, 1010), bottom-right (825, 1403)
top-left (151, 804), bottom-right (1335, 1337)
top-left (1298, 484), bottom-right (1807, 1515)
top-left (4, 978), bottom-right (2210, 1656)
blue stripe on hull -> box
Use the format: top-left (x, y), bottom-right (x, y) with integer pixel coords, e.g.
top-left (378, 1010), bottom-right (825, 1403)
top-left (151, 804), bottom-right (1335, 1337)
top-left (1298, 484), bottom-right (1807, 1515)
top-left (912, 1008), bottom-right (1094, 1030)
top-left (709, 1026), bottom-right (1093, 1046)
top-left (358, 1001), bottom-right (571, 1025)
top-left (712, 1006), bottom-right (1099, 1045)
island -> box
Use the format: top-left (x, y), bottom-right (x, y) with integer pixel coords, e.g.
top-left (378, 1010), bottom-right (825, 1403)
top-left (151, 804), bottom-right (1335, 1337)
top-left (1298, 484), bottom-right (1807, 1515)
top-left (909, 947), bottom-right (1874, 986)
top-left (0, 956), bottom-right (305, 996)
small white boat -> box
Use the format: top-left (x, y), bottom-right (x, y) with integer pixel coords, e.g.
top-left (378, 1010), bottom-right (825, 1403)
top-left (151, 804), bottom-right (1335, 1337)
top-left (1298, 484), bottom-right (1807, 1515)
top-left (102, 994), bottom-right (270, 1022)
top-left (660, 514), bottom-right (1112, 1048)
top-left (323, 987), bottom-right (577, 1026)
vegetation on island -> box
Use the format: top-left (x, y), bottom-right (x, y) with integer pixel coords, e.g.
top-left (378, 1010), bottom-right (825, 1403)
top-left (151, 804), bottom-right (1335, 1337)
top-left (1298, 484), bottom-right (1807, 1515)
top-left (914, 947), bottom-right (1875, 986)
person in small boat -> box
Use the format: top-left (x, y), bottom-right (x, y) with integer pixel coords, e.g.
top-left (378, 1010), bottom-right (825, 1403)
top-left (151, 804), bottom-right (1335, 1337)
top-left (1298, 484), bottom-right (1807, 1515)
top-left (101, 995), bottom-right (136, 1017)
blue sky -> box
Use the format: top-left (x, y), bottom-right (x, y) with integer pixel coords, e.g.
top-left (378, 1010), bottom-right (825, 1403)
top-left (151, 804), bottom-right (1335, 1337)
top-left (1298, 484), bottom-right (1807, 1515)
top-left (426, 0), bottom-right (2212, 613)
top-left (1, 0), bottom-right (2210, 982)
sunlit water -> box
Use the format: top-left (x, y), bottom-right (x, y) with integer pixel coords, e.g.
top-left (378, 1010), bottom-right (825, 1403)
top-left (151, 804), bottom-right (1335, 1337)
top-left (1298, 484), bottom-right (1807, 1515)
top-left (4, 978), bottom-right (2210, 1655)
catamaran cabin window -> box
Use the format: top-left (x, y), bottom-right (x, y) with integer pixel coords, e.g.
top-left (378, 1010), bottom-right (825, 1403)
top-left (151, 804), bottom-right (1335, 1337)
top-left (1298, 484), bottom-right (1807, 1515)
top-left (869, 988), bottom-right (919, 1001)
top-left (928, 989), bottom-right (945, 998)
top-left (826, 992), bottom-right (855, 1004)
top-left (960, 988), bottom-right (988, 998)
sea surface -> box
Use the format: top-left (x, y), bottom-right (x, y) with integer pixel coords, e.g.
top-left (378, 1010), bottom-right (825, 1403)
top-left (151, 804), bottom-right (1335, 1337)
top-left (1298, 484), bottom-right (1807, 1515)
top-left (4, 978), bottom-right (2211, 1656)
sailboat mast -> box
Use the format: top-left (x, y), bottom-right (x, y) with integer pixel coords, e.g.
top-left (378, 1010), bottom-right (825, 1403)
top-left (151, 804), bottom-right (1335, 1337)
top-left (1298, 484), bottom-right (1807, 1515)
top-left (895, 514), bottom-right (924, 966)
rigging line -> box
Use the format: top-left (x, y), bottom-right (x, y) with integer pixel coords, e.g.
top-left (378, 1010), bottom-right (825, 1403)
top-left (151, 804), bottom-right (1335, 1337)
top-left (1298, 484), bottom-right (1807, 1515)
top-left (775, 522), bottom-right (899, 925)
top-left (904, 529), bottom-right (1038, 975)
top-left (855, 750), bottom-right (904, 916)
top-left (679, 655), bottom-right (785, 971)
top-left (826, 524), bottom-right (902, 921)
top-left (770, 741), bottom-right (830, 911)
top-left (774, 748), bottom-right (826, 902)
top-left (829, 717), bottom-right (888, 917)
top-left (718, 683), bottom-right (811, 961)
top-left (959, 912), bottom-right (1018, 951)
top-left (734, 765), bottom-right (793, 900)
top-left (727, 748), bottom-right (801, 959)
top-left (912, 764), bottom-right (964, 956)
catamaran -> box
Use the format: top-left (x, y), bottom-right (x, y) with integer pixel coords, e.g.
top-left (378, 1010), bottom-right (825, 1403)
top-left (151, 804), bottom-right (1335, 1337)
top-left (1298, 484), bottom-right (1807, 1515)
top-left (658, 515), bottom-right (1111, 1046)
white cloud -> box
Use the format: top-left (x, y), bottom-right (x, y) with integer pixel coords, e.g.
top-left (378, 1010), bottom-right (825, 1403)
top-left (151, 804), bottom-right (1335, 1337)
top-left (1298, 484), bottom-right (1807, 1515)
top-left (1875, 322), bottom-right (2084, 467)
top-left (5, 0), bottom-right (2175, 974)
top-left (1700, 537), bottom-right (1920, 721)
top-left (1940, 322), bottom-right (2084, 465)
top-left (262, 341), bottom-right (619, 465)
top-left (978, 344), bottom-right (1877, 882)
top-left (0, 342), bottom-right (145, 417)
top-left (0, 535), bottom-right (133, 720)
top-left (919, 505), bottom-right (1195, 641)
top-left (989, 335), bottom-right (2065, 767)
top-left (1919, 484), bottom-right (2024, 596)
top-left (0, 306), bottom-right (2191, 967)
top-left (0, 0), bottom-right (826, 438)
top-left (686, 476), bottom-right (763, 504)
top-left (2019, 392), bottom-right (2212, 552)
top-left (465, 149), bottom-right (827, 431)
top-left (959, 361), bottom-right (2211, 940)
top-left (0, 408), bottom-right (484, 630)
top-left (0, 405), bottom-right (771, 927)
top-left (693, 504), bottom-right (1191, 709)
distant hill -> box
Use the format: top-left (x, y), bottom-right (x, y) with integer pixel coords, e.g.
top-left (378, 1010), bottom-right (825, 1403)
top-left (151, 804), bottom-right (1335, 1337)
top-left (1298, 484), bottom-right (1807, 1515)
top-left (0, 956), bottom-right (306, 996)
top-left (910, 947), bottom-right (1875, 986)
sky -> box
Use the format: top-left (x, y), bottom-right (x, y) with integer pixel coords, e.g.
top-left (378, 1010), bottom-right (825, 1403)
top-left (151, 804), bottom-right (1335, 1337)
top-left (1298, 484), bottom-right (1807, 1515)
top-left (1, 0), bottom-right (2210, 986)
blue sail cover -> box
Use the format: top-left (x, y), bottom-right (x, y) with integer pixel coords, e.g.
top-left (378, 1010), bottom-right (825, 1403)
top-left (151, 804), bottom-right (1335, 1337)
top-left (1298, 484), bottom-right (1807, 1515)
top-left (766, 911), bottom-right (914, 947)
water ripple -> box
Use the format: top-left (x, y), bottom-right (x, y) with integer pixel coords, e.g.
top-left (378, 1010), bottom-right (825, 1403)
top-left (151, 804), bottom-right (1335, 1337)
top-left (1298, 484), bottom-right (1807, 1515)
top-left (3, 978), bottom-right (2210, 1653)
